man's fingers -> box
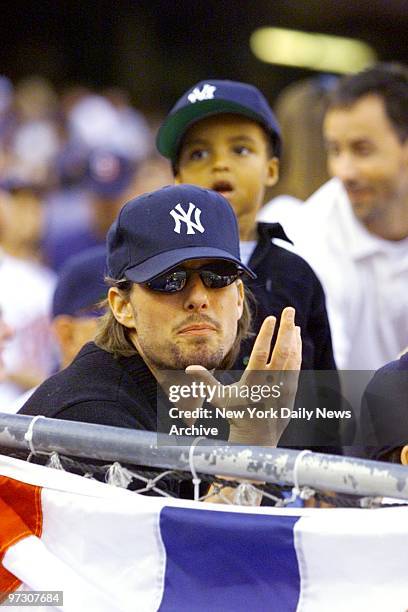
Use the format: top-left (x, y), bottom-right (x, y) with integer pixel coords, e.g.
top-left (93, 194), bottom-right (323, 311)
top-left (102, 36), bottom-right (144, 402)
top-left (185, 365), bottom-right (217, 386)
top-left (184, 365), bottom-right (223, 405)
top-left (246, 316), bottom-right (276, 370)
top-left (269, 307), bottom-right (296, 370)
top-left (285, 326), bottom-right (302, 371)
top-left (281, 326), bottom-right (302, 400)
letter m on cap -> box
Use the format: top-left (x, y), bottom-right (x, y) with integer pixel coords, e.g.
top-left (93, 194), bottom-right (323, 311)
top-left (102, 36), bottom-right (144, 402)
top-left (170, 202), bottom-right (205, 235)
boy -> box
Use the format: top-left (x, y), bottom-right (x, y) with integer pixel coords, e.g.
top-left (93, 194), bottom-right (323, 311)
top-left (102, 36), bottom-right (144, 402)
top-left (157, 80), bottom-right (341, 451)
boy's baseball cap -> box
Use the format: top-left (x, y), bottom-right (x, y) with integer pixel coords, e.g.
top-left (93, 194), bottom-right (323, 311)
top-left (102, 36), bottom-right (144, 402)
top-left (156, 79), bottom-right (281, 164)
top-left (52, 246), bottom-right (107, 317)
top-left (106, 183), bottom-right (256, 283)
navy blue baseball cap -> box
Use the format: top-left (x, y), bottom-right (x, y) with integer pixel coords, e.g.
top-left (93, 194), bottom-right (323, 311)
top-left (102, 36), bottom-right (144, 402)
top-left (156, 80), bottom-right (281, 165)
top-left (106, 184), bottom-right (256, 283)
top-left (52, 246), bottom-right (107, 317)
top-left (56, 146), bottom-right (135, 198)
top-left (85, 149), bottom-right (135, 198)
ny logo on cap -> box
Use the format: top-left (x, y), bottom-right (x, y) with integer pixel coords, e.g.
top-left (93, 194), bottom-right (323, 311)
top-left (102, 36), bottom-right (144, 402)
top-left (169, 202), bottom-right (205, 235)
top-left (187, 84), bottom-right (216, 104)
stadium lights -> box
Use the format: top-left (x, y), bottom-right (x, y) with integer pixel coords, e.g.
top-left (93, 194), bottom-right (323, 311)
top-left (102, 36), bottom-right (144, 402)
top-left (250, 27), bottom-right (377, 74)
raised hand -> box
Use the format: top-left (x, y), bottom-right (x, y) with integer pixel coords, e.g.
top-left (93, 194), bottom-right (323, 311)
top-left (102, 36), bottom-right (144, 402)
top-left (186, 307), bottom-right (302, 446)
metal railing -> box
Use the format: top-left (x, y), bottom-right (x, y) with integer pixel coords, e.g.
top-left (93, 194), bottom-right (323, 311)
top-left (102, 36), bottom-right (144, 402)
top-left (1, 412), bottom-right (408, 501)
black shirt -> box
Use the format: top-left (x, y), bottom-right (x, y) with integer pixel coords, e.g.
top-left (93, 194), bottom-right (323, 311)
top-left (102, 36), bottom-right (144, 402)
top-left (235, 223), bottom-right (341, 452)
top-left (20, 341), bottom-right (342, 453)
top-left (18, 343), bottom-right (229, 497)
top-left (360, 352), bottom-right (408, 460)
top-left (20, 342), bottom-right (228, 440)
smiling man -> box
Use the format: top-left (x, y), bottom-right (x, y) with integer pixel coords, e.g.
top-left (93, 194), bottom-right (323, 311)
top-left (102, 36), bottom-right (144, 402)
top-left (324, 69), bottom-right (408, 241)
top-left (19, 184), bottom-right (301, 453)
top-left (263, 64), bottom-right (408, 370)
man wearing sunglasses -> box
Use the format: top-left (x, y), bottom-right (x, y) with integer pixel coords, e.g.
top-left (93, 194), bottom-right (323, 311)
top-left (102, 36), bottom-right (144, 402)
top-left (20, 184), bottom-right (300, 451)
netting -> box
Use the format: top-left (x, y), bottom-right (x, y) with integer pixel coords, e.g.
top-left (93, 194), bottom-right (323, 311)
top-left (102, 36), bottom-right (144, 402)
top-left (2, 413), bottom-right (408, 508)
top-left (5, 448), bottom-right (403, 509)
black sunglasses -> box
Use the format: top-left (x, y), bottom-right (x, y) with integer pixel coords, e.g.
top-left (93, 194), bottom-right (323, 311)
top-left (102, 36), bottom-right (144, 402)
top-left (145, 262), bottom-right (243, 293)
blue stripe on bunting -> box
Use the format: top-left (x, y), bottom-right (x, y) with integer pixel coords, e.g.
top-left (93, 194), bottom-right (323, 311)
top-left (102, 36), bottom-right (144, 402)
top-left (158, 506), bottom-right (301, 612)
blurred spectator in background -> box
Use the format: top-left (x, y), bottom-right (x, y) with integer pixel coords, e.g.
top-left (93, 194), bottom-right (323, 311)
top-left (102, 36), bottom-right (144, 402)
top-left (128, 154), bottom-right (173, 196)
top-left (0, 76), bottom-right (15, 176)
top-left (0, 78), bottom-right (59, 408)
top-left (10, 246), bottom-right (107, 411)
top-left (260, 63), bottom-right (408, 371)
top-left (51, 246), bottom-right (106, 369)
top-left (0, 308), bottom-right (13, 383)
top-left (10, 76), bottom-right (60, 187)
top-left (43, 92), bottom-right (152, 271)
top-left (102, 86), bottom-right (152, 159)
top-left (0, 187), bottom-right (56, 408)
top-left (0, 75), bottom-right (161, 411)
top-left (68, 92), bottom-right (151, 161)
top-left (0, 180), bottom-right (46, 263)
top-left (262, 75), bottom-right (337, 206)
top-left (44, 147), bottom-right (138, 270)
top-left (258, 75), bottom-right (338, 228)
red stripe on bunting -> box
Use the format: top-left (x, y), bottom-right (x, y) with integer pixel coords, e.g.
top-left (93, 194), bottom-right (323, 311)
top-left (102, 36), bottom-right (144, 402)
top-left (0, 476), bottom-right (43, 599)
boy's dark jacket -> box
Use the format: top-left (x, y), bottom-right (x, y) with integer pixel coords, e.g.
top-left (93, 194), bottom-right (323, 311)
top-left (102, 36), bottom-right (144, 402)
top-left (235, 222), bottom-right (336, 371)
top-left (235, 222), bottom-right (342, 452)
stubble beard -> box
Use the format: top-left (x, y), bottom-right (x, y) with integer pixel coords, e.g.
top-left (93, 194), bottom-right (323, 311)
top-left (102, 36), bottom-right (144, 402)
top-left (129, 304), bottom-right (234, 371)
top-left (139, 335), bottom-right (226, 371)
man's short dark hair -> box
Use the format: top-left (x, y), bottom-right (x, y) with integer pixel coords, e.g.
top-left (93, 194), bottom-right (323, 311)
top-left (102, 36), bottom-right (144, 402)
top-left (327, 63), bottom-right (408, 142)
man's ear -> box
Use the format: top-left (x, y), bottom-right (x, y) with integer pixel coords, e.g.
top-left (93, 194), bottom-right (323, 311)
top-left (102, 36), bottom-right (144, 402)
top-left (265, 156), bottom-right (279, 187)
top-left (400, 445), bottom-right (408, 465)
top-left (52, 316), bottom-right (75, 352)
top-left (108, 287), bottom-right (135, 328)
top-left (236, 279), bottom-right (244, 319)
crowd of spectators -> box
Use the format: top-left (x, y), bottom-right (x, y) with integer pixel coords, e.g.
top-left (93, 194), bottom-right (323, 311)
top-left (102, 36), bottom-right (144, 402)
top-left (0, 75), bottom-right (172, 406)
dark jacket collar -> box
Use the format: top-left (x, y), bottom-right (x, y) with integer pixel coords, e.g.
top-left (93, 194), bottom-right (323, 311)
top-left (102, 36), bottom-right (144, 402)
top-left (256, 221), bottom-right (293, 244)
top-left (249, 222), bottom-right (293, 268)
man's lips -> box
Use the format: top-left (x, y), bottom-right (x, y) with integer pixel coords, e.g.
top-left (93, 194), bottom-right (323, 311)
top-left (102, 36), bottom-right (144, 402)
top-left (344, 183), bottom-right (372, 199)
top-left (177, 324), bottom-right (217, 336)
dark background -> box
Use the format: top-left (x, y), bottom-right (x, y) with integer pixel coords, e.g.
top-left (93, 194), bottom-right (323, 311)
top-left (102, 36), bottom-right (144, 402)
top-left (2, 0), bottom-right (408, 113)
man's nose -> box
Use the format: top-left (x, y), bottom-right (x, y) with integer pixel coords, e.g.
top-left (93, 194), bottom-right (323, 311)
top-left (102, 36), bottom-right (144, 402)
top-left (183, 274), bottom-right (210, 311)
top-left (329, 152), bottom-right (359, 183)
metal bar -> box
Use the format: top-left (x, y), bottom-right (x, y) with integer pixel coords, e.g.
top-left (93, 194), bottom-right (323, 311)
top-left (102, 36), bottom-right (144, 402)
top-left (1, 412), bottom-right (408, 500)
